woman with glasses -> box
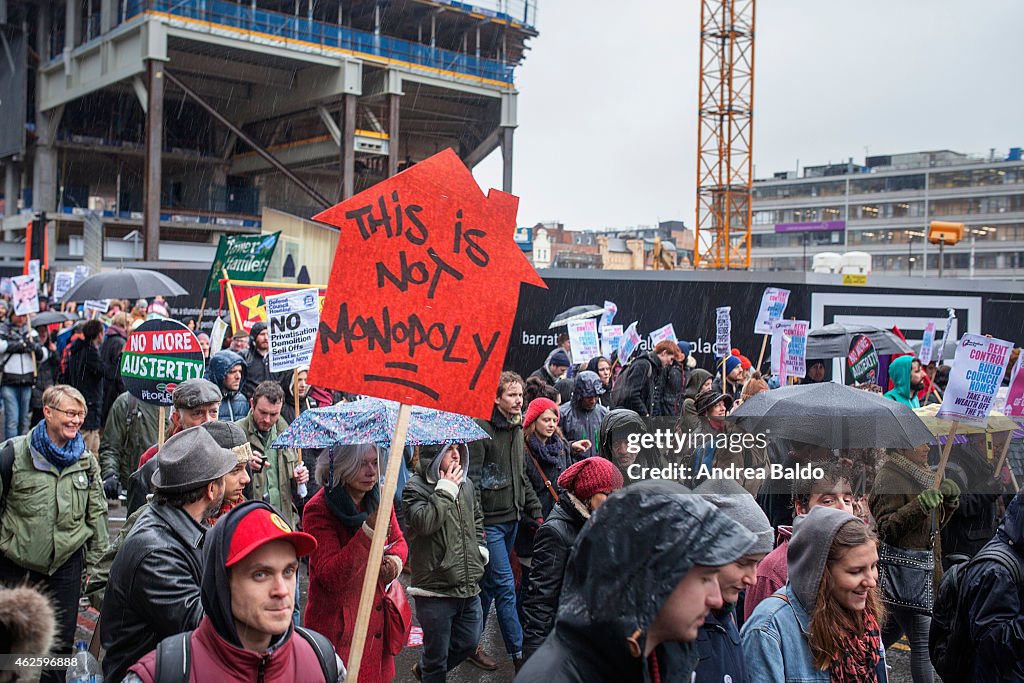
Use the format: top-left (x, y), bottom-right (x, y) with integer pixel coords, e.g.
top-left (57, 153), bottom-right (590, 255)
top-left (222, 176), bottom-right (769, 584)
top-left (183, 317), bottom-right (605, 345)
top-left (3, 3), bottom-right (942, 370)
top-left (0, 384), bottom-right (109, 683)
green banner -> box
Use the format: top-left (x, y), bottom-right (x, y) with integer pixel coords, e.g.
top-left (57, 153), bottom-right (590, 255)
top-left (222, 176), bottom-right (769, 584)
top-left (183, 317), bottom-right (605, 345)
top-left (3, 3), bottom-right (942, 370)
top-left (203, 232), bottom-right (282, 294)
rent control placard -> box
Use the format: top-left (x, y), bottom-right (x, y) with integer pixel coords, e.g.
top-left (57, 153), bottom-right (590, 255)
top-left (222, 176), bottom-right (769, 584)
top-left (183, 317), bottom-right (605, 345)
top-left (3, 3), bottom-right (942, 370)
top-left (754, 287), bottom-right (790, 335)
top-left (938, 334), bottom-right (1013, 427)
top-left (267, 288), bottom-right (321, 373)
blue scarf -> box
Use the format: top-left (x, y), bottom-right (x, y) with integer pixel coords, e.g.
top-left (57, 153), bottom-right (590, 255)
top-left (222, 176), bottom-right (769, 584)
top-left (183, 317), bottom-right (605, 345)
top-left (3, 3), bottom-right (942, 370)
top-left (30, 420), bottom-right (86, 471)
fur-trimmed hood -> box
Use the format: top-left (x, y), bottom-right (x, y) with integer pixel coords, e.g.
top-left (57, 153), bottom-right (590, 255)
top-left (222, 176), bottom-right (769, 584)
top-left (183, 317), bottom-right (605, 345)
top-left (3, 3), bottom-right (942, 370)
top-left (0, 586), bottom-right (56, 682)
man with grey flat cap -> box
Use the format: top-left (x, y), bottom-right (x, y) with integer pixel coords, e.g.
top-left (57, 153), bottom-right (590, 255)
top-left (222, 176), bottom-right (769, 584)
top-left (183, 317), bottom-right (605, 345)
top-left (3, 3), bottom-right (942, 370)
top-left (126, 377), bottom-right (224, 514)
top-left (101, 425), bottom-right (239, 683)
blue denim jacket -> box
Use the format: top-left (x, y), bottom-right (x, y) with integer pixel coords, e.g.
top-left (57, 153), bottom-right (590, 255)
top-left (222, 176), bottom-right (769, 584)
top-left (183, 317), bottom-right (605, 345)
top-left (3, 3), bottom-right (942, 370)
top-left (740, 585), bottom-right (888, 683)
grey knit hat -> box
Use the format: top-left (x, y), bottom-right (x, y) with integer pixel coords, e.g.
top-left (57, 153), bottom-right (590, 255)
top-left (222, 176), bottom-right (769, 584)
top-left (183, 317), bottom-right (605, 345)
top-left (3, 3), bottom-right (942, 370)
top-left (152, 426), bottom-right (238, 493)
top-left (788, 506), bottom-right (862, 611)
top-left (694, 478), bottom-right (774, 555)
top-left (172, 378), bottom-right (222, 409)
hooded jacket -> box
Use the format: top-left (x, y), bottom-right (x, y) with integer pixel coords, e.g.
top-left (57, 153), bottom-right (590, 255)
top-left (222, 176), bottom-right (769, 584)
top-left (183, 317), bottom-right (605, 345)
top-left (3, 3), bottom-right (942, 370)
top-left (467, 407), bottom-right (543, 525)
top-left (402, 443), bottom-right (487, 599)
top-left (585, 356), bottom-right (613, 407)
top-left (884, 355), bottom-right (921, 408)
top-left (658, 360), bottom-right (685, 417)
top-left (961, 490), bottom-right (1024, 681)
top-left (65, 336), bottom-right (104, 430)
top-left (515, 480), bottom-right (758, 683)
top-left (941, 442), bottom-right (1004, 561)
top-left (206, 350), bottom-right (250, 420)
top-left (742, 507), bottom-right (888, 683)
top-left (126, 501), bottom-right (343, 683)
top-left (99, 391), bottom-right (170, 484)
top-left (521, 493), bottom-right (590, 659)
top-left (99, 323), bottom-right (129, 422)
top-left (0, 320), bottom-right (46, 386)
top-left (680, 369), bottom-right (713, 431)
top-left (597, 409), bottom-right (664, 485)
top-left (559, 372), bottom-right (608, 460)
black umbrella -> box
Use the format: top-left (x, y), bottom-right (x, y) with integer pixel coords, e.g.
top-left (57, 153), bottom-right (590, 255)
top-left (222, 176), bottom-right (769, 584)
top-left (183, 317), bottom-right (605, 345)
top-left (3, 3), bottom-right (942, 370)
top-left (730, 381), bottom-right (933, 450)
top-left (30, 311), bottom-right (79, 327)
top-left (548, 304), bottom-right (604, 329)
top-left (58, 268), bottom-right (189, 302)
top-left (805, 323), bottom-right (914, 359)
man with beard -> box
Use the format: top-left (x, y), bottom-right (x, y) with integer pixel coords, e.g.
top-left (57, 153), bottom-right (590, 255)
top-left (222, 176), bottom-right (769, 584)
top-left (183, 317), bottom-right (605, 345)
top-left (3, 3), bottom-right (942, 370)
top-left (884, 355), bottom-right (926, 409)
top-left (100, 427), bottom-right (238, 683)
top-left (243, 322), bottom-right (284, 399)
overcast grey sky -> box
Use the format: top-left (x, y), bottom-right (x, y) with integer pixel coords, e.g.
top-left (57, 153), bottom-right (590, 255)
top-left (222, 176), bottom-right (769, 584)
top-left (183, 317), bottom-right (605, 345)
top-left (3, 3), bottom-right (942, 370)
top-left (471, 0), bottom-right (1024, 231)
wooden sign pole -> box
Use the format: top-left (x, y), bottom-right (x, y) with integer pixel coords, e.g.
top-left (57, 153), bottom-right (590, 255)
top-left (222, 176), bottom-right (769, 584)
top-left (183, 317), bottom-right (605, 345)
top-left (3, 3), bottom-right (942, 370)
top-left (346, 403), bottom-right (411, 681)
top-left (933, 421), bottom-right (959, 488)
top-left (992, 433), bottom-right (1014, 479)
top-left (293, 369), bottom-right (303, 477)
top-left (158, 407), bottom-right (166, 448)
top-left (755, 334), bottom-right (769, 372)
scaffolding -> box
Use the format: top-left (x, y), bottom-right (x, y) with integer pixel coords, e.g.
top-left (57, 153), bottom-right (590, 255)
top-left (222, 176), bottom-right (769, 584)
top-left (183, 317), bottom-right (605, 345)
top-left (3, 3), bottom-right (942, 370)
top-left (694, 0), bottom-right (755, 270)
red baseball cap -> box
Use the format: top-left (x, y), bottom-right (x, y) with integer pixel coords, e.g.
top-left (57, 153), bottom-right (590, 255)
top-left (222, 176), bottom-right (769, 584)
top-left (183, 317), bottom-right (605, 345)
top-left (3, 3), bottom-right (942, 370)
top-left (226, 507), bottom-right (318, 567)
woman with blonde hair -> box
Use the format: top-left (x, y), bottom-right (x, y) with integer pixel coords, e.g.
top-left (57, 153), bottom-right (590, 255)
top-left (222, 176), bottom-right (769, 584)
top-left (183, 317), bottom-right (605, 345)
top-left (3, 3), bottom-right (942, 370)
top-left (742, 506), bottom-right (888, 682)
top-left (303, 443), bottom-right (408, 683)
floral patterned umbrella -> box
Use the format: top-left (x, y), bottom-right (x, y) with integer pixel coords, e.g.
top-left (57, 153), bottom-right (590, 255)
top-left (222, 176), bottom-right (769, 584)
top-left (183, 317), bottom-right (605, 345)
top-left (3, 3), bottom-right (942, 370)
top-left (272, 396), bottom-right (488, 448)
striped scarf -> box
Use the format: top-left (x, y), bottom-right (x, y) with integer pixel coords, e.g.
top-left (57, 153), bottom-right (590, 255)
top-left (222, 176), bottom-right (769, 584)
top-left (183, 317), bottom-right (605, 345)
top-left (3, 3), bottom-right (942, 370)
top-left (887, 451), bottom-right (934, 489)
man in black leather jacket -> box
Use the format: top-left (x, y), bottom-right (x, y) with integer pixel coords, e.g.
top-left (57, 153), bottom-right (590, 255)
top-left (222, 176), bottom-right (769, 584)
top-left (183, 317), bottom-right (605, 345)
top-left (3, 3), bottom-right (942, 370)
top-left (100, 427), bottom-right (237, 683)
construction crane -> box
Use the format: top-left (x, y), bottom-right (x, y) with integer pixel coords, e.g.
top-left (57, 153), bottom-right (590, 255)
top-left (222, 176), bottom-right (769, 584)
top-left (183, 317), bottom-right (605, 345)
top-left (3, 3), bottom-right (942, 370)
top-left (694, 0), bottom-right (756, 270)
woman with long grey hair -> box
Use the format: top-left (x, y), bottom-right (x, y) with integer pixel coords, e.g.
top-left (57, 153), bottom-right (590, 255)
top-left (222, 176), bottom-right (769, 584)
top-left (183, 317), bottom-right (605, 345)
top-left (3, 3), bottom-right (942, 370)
top-left (302, 443), bottom-right (409, 683)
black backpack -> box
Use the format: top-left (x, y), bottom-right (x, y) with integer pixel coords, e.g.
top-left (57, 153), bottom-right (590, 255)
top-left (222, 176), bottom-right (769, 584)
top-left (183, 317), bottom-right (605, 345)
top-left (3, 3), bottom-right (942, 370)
top-left (608, 358), bottom-right (653, 411)
top-left (929, 542), bottom-right (1024, 682)
top-left (153, 626), bottom-right (340, 683)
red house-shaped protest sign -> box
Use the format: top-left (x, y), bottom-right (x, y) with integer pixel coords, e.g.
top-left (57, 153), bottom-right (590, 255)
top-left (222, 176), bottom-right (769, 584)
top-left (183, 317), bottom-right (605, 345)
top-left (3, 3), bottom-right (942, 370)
top-left (308, 148), bottom-right (546, 419)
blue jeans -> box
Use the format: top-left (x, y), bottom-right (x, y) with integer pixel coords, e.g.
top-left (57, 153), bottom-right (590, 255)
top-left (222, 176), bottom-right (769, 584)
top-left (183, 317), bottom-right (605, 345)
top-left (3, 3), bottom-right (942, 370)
top-left (2, 384), bottom-right (32, 440)
top-left (415, 596), bottom-right (483, 682)
top-left (479, 521), bottom-right (523, 656)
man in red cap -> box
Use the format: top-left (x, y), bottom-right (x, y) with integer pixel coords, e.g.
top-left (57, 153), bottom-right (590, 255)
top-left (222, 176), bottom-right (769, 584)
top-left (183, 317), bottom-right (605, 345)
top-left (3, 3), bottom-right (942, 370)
top-left (124, 501), bottom-right (343, 682)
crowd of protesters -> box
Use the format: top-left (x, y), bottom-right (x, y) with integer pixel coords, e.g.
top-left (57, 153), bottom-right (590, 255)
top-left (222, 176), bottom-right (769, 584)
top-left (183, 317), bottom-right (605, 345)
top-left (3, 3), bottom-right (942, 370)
top-left (1, 297), bottom-right (1023, 683)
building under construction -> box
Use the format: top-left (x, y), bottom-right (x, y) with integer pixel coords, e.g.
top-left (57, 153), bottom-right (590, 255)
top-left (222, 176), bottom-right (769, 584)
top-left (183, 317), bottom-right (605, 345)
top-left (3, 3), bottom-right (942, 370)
top-left (0, 0), bottom-right (536, 268)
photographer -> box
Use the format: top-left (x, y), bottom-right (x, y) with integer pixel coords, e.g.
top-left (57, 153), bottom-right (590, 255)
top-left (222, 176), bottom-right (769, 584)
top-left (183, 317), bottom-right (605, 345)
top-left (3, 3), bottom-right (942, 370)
top-left (0, 311), bottom-right (48, 439)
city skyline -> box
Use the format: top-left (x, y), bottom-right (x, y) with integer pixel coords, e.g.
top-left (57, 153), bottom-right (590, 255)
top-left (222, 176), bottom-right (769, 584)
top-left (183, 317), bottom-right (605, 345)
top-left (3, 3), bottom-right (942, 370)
top-left (472, 0), bottom-right (1024, 231)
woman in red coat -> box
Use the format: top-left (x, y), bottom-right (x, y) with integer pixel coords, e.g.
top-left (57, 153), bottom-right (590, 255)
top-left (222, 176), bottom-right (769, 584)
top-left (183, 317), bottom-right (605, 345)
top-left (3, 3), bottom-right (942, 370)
top-left (303, 443), bottom-right (408, 682)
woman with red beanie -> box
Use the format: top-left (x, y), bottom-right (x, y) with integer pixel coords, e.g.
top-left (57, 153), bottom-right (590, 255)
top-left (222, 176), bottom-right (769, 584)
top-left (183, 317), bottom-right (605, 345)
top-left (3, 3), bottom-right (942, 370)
top-left (520, 457), bottom-right (624, 659)
top-left (517, 398), bottom-right (591, 613)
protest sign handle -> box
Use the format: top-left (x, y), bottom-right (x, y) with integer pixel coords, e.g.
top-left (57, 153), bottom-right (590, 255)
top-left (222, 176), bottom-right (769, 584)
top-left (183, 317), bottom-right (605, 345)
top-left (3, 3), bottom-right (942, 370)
top-left (755, 334), bottom-right (769, 372)
top-left (934, 421), bottom-right (959, 489)
top-left (27, 313), bottom-right (38, 377)
top-left (223, 269), bottom-right (241, 334)
top-left (195, 296), bottom-right (208, 330)
top-left (158, 407), bottom-right (166, 448)
top-left (346, 402), bottom-right (411, 682)
top-left (993, 434), bottom-right (1013, 479)
top-left (293, 369), bottom-right (303, 476)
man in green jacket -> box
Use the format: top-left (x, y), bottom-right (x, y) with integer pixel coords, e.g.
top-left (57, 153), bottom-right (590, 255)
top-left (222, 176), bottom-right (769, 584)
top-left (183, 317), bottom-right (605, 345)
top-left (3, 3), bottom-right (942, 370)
top-left (236, 380), bottom-right (309, 528)
top-left (0, 385), bottom-right (108, 683)
top-left (884, 354), bottom-right (925, 409)
top-left (99, 390), bottom-right (172, 498)
top-left (404, 441), bottom-right (488, 681)
top-left (466, 371), bottom-right (543, 672)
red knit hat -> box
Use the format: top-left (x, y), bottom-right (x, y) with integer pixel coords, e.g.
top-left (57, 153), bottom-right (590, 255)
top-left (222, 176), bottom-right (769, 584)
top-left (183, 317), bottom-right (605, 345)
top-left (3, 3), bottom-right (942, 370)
top-left (557, 457), bottom-right (624, 500)
top-left (739, 355), bottom-right (752, 370)
top-left (523, 397), bottom-right (559, 429)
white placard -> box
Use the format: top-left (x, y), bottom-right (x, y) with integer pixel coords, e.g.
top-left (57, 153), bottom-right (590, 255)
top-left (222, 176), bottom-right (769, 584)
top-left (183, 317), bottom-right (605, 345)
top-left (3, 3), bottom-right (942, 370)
top-left (567, 318), bottom-right (600, 365)
top-left (649, 323), bottom-right (678, 347)
top-left (754, 287), bottom-right (791, 335)
top-left (267, 288), bottom-right (320, 372)
top-left (771, 319), bottom-right (808, 379)
top-left (600, 325), bottom-right (623, 360)
top-left (52, 272), bottom-right (75, 302)
top-left (919, 321), bottom-right (936, 365)
top-left (12, 275), bottom-right (40, 315)
top-left (714, 307), bottom-right (731, 357)
top-left (209, 317), bottom-right (229, 356)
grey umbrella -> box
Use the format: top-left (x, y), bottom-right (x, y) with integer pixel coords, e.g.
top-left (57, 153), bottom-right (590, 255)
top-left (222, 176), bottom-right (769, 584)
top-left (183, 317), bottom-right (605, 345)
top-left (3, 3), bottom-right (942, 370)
top-left (548, 304), bottom-right (604, 329)
top-left (58, 268), bottom-right (189, 301)
top-left (30, 311), bottom-right (79, 327)
top-left (805, 323), bottom-right (915, 359)
top-left (730, 381), bottom-right (933, 450)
